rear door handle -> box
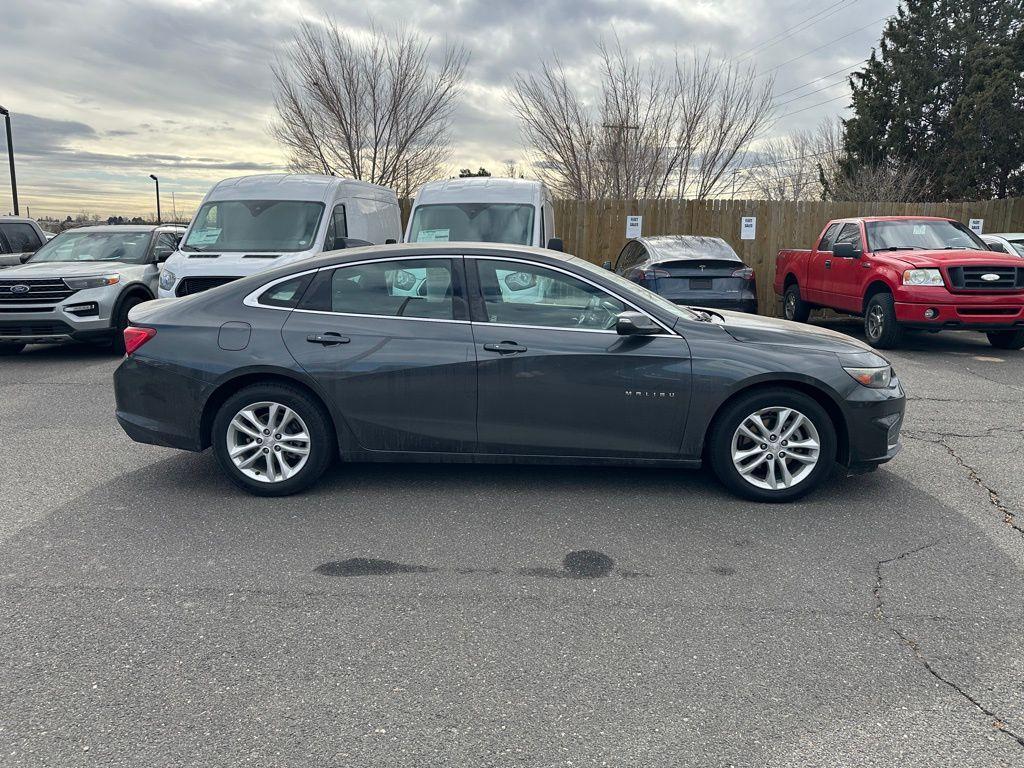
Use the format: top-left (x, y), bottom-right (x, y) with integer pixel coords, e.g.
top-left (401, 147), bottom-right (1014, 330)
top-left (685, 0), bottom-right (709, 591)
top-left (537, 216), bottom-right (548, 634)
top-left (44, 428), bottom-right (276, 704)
top-left (307, 332), bottom-right (350, 346)
top-left (483, 341), bottom-right (527, 354)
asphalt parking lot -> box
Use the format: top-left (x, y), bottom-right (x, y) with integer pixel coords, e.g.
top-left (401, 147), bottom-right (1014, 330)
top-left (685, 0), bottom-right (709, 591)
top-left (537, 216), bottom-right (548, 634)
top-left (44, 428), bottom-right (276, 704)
top-left (2, 323), bottom-right (1024, 767)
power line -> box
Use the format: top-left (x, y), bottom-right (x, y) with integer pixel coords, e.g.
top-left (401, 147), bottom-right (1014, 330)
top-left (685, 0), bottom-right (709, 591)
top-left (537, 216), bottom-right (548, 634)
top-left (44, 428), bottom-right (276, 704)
top-left (758, 15), bottom-right (891, 78)
top-left (772, 59), bottom-right (867, 100)
top-left (773, 76), bottom-right (851, 109)
top-left (737, 0), bottom-right (861, 62)
top-left (777, 93), bottom-right (852, 118)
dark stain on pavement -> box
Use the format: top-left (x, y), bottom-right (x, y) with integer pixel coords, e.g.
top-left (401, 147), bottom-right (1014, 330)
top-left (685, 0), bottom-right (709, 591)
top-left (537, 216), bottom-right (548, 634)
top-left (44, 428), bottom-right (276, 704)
top-left (710, 565), bottom-right (736, 576)
top-left (315, 558), bottom-right (438, 577)
top-left (521, 549), bottom-right (616, 579)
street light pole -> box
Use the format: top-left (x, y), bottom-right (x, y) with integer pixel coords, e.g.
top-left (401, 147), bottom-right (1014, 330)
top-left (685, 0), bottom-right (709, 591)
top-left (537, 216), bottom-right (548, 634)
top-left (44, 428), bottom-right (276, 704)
top-left (0, 106), bottom-right (20, 216)
top-left (149, 174), bottom-right (161, 224)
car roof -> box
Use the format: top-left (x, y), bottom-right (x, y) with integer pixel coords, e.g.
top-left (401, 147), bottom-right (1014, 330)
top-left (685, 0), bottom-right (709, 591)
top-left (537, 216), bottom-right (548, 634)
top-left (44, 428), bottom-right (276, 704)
top-left (831, 216), bottom-right (956, 224)
top-left (985, 233), bottom-right (1024, 240)
top-left (56, 225), bottom-right (162, 233)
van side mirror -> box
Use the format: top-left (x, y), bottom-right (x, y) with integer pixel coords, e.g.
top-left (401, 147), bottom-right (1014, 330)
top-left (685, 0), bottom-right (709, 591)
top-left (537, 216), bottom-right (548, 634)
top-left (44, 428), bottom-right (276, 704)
top-left (20, 252), bottom-right (34, 263)
top-left (833, 242), bottom-right (861, 259)
top-left (385, 238), bottom-right (397, 245)
top-left (546, 237), bottom-right (564, 252)
top-left (615, 311), bottom-right (661, 336)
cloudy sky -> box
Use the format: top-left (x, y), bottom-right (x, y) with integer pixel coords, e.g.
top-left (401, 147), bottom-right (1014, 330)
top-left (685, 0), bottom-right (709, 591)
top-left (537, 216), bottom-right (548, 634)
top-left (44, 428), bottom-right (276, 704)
top-left (0, 0), bottom-right (897, 220)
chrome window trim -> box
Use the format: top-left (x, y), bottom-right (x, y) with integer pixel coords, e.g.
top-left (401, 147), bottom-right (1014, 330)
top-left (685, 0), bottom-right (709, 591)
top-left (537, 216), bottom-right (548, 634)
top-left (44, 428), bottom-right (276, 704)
top-left (466, 254), bottom-right (678, 336)
top-left (291, 308), bottom-right (470, 325)
top-left (242, 266), bottom-right (322, 310)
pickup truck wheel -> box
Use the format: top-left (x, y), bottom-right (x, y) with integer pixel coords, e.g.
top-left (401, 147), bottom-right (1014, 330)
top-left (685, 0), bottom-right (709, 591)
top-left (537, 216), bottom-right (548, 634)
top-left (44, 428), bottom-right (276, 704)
top-left (708, 388), bottom-right (836, 503)
top-left (864, 293), bottom-right (902, 349)
top-left (783, 284), bottom-right (810, 323)
top-left (986, 329), bottom-right (1024, 350)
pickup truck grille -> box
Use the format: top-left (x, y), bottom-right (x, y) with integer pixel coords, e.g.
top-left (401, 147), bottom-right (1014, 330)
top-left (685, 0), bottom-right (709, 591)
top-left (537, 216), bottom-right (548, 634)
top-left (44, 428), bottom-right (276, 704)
top-left (0, 278), bottom-right (77, 307)
top-left (176, 276), bottom-right (239, 297)
top-left (947, 265), bottom-right (1024, 290)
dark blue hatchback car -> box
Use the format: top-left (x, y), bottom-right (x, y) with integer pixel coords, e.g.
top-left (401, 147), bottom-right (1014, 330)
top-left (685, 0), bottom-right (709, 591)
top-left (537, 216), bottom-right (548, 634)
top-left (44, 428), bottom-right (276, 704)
top-left (611, 235), bottom-right (758, 314)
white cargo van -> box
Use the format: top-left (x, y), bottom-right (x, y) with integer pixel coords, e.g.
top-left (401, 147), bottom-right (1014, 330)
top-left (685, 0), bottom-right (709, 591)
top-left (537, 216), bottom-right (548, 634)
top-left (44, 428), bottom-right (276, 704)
top-left (404, 178), bottom-right (560, 250)
top-left (159, 174), bottom-right (401, 298)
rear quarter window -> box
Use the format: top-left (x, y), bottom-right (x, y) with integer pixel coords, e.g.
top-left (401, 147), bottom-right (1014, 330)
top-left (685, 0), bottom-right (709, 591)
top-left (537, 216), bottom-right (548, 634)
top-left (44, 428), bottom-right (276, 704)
top-left (257, 274), bottom-right (313, 308)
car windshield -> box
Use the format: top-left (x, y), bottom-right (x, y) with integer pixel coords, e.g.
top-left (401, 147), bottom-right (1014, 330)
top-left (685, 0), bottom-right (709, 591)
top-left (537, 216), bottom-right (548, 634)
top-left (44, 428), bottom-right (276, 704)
top-left (866, 220), bottom-right (987, 252)
top-left (409, 203), bottom-right (534, 245)
top-left (564, 255), bottom-right (702, 322)
top-left (27, 230), bottom-right (152, 264)
top-left (183, 200), bottom-right (325, 252)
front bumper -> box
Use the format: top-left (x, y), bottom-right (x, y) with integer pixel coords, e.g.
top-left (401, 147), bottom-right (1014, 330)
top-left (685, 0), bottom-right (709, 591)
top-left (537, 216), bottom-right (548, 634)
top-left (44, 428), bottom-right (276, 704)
top-left (0, 283), bottom-right (124, 344)
top-left (843, 377), bottom-right (906, 469)
top-left (894, 285), bottom-right (1024, 330)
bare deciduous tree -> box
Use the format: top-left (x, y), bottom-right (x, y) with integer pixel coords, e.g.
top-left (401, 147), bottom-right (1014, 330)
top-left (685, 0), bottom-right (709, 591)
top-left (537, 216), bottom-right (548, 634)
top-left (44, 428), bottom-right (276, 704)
top-left (271, 20), bottom-right (468, 195)
top-left (742, 128), bottom-right (828, 201)
top-left (508, 42), bottom-right (775, 200)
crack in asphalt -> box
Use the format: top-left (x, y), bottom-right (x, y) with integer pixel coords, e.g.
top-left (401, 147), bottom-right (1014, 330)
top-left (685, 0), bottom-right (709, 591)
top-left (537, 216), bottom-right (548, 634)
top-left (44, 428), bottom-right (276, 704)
top-left (873, 542), bottom-right (1024, 748)
top-left (903, 433), bottom-right (1024, 538)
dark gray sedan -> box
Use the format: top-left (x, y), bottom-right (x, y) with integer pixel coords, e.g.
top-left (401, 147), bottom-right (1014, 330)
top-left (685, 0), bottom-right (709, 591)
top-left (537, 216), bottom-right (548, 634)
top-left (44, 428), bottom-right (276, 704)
top-left (114, 243), bottom-right (905, 502)
top-left (611, 235), bottom-right (758, 313)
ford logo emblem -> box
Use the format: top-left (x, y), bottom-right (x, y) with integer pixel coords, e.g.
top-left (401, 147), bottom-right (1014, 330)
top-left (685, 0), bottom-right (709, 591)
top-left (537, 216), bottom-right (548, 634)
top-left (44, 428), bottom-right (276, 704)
top-left (981, 273), bottom-right (1001, 282)
top-left (10, 284), bottom-right (30, 294)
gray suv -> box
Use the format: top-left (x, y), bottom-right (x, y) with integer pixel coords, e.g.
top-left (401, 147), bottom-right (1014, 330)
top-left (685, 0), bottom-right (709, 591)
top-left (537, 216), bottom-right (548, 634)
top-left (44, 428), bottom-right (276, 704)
top-left (0, 224), bottom-right (184, 354)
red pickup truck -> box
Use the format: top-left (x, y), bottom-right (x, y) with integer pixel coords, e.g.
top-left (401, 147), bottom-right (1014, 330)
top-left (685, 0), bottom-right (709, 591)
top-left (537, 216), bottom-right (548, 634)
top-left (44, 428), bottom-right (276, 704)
top-left (774, 216), bottom-right (1024, 350)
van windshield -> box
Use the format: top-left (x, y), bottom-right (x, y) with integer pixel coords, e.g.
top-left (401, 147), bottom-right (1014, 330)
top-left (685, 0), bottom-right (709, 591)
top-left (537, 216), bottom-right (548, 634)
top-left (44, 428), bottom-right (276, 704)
top-left (183, 200), bottom-right (325, 252)
top-left (409, 203), bottom-right (534, 245)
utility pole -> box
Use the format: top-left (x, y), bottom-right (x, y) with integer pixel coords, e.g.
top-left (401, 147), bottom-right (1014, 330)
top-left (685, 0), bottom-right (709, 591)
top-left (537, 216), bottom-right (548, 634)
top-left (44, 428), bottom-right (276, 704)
top-left (149, 174), bottom-right (161, 224)
top-left (0, 106), bottom-right (20, 216)
top-left (171, 192), bottom-right (178, 224)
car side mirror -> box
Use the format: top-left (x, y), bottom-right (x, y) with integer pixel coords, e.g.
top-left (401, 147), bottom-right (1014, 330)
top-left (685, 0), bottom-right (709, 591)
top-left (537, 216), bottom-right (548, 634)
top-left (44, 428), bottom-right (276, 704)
top-left (153, 248), bottom-right (174, 263)
top-left (385, 238), bottom-right (397, 245)
top-left (615, 311), bottom-right (661, 336)
top-left (602, 260), bottom-right (613, 270)
top-left (988, 243), bottom-right (1005, 252)
top-left (503, 271), bottom-right (537, 291)
top-left (19, 252), bottom-right (34, 263)
top-left (546, 238), bottom-right (564, 252)
top-left (833, 242), bottom-right (861, 259)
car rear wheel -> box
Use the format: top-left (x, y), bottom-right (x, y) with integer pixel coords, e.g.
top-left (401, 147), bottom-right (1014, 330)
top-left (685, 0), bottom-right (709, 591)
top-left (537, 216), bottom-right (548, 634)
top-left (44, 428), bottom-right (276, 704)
top-left (212, 384), bottom-right (333, 496)
top-left (783, 284), bottom-right (810, 323)
top-left (0, 343), bottom-right (26, 355)
top-left (864, 292), bottom-right (902, 349)
top-left (986, 329), bottom-right (1024, 350)
top-left (709, 388), bottom-right (837, 502)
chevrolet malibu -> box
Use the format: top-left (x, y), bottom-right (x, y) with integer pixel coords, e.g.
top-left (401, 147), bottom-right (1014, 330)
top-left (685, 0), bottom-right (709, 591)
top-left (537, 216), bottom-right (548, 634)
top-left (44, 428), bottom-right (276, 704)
top-left (113, 243), bottom-right (906, 502)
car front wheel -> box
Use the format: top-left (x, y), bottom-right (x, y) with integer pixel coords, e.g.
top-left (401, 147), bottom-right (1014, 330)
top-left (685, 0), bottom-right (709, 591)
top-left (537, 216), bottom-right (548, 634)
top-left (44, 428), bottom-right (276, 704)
top-left (709, 388), bottom-right (837, 502)
top-left (986, 329), bottom-right (1024, 350)
top-left (212, 384), bottom-right (333, 496)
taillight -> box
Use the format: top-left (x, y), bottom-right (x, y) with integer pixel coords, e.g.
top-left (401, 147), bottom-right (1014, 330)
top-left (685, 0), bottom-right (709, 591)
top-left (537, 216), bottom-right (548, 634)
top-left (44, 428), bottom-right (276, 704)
top-left (627, 267), bottom-right (671, 283)
top-left (731, 266), bottom-right (755, 280)
top-left (123, 326), bottom-right (156, 355)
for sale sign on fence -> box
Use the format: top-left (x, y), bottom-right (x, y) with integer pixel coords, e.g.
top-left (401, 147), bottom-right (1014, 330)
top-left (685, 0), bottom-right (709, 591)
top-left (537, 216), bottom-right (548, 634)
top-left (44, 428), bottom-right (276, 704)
top-left (625, 215), bottom-right (643, 239)
top-left (740, 216), bottom-right (757, 240)
top-left (969, 218), bottom-right (984, 235)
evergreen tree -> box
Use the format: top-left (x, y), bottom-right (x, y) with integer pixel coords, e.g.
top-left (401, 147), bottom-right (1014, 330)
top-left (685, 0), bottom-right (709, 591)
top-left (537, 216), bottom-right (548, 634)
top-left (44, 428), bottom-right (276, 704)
top-left (842, 0), bottom-right (1024, 200)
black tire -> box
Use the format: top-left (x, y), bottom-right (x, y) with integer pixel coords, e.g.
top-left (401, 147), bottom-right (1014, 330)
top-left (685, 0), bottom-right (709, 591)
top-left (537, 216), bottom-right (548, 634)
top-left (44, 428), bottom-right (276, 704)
top-left (212, 383), bottom-right (333, 496)
top-left (863, 292), bottom-right (903, 349)
top-left (783, 283), bottom-right (811, 323)
top-left (986, 329), bottom-right (1024, 350)
top-left (708, 388), bottom-right (837, 503)
top-left (0, 343), bottom-right (26, 355)
top-left (111, 294), bottom-right (148, 353)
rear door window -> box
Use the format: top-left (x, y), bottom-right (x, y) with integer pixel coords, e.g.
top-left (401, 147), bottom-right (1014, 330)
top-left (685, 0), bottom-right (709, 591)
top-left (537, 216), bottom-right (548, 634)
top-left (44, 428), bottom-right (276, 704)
top-left (302, 258), bottom-right (461, 321)
top-left (0, 223), bottom-right (43, 253)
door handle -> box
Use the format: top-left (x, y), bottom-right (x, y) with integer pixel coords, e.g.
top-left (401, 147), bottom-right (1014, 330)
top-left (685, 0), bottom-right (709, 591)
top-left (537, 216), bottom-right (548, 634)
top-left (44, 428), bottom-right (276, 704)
top-left (483, 341), bottom-right (527, 354)
top-left (824, 259), bottom-right (832, 269)
top-left (307, 332), bottom-right (350, 346)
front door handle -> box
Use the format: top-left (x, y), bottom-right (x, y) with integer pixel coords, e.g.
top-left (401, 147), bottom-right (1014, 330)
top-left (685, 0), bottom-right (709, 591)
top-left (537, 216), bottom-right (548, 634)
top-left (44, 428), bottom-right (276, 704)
top-left (307, 332), bottom-right (350, 346)
top-left (483, 341), bottom-right (527, 354)
top-left (824, 259), bottom-right (832, 269)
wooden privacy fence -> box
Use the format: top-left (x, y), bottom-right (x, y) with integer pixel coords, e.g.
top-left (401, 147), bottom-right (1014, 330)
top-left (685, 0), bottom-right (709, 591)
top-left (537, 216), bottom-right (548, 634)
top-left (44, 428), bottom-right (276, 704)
top-left (399, 197), bottom-right (1024, 316)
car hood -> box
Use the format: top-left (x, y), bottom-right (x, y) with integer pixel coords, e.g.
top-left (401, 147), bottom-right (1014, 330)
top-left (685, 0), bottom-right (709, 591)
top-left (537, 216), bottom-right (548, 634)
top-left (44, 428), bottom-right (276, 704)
top-left (697, 308), bottom-right (874, 354)
top-left (888, 249), bottom-right (1023, 268)
top-left (0, 260), bottom-right (137, 278)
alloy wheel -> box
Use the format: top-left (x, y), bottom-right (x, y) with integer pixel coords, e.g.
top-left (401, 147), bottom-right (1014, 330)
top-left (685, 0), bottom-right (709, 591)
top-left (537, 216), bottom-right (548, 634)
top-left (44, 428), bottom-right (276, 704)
top-left (784, 292), bottom-right (796, 320)
top-left (730, 406), bottom-right (820, 491)
top-left (226, 401), bottom-right (311, 483)
top-left (866, 304), bottom-right (884, 341)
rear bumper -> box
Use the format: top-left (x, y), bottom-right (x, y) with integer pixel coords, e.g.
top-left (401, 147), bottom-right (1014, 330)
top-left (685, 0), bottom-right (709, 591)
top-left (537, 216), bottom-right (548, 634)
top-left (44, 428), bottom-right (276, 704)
top-left (114, 355), bottom-right (208, 451)
top-left (671, 296), bottom-right (758, 314)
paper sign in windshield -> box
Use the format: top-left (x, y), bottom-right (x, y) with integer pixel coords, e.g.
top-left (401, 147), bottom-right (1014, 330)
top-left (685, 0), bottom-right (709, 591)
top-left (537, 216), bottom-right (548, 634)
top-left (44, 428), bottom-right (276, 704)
top-left (190, 228), bottom-right (221, 246)
top-left (416, 229), bottom-right (451, 243)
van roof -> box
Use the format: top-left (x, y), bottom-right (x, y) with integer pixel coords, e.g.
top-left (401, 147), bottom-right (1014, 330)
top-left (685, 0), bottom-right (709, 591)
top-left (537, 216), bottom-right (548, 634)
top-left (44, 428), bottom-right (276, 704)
top-left (205, 174), bottom-right (398, 204)
top-left (414, 177), bottom-right (547, 206)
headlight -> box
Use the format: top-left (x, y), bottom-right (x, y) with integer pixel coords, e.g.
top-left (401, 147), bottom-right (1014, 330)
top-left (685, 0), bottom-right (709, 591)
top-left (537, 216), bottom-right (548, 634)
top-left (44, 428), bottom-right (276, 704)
top-left (902, 268), bottom-right (944, 286)
top-left (64, 274), bottom-right (120, 290)
top-left (843, 365), bottom-right (893, 388)
top-left (159, 270), bottom-right (176, 291)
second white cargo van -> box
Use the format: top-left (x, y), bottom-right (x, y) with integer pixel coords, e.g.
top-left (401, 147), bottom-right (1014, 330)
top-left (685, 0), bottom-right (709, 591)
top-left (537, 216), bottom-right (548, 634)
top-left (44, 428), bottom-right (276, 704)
top-left (159, 174), bottom-right (401, 298)
top-left (405, 178), bottom-right (560, 250)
